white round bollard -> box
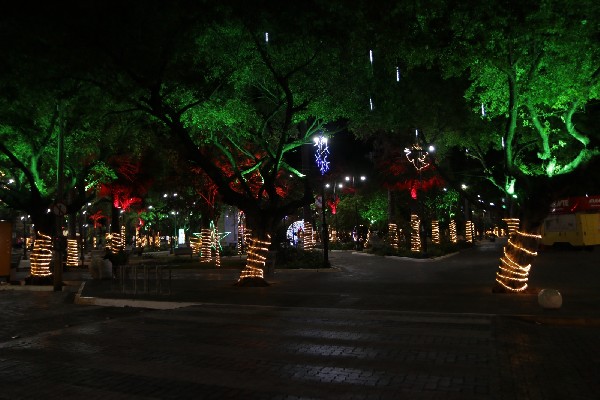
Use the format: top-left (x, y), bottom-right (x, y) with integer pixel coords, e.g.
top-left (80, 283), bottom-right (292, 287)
top-left (538, 289), bottom-right (562, 309)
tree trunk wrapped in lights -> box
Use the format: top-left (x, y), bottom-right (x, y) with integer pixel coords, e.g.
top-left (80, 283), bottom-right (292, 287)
top-left (449, 220), bottom-right (457, 243)
top-left (503, 218), bottom-right (520, 235)
top-left (410, 214), bottom-right (421, 252)
top-left (388, 223), bottom-right (399, 250)
top-left (465, 221), bottom-right (474, 243)
top-left (66, 238), bottom-right (80, 267)
top-left (190, 234), bottom-right (201, 256)
top-left (211, 223), bottom-right (221, 268)
top-left (364, 228), bottom-right (372, 248)
top-left (30, 232), bottom-right (53, 277)
top-left (200, 228), bottom-right (212, 263)
top-left (303, 222), bottom-right (315, 250)
top-left (431, 220), bottom-right (440, 244)
top-left (494, 230), bottom-right (541, 292)
top-left (237, 235), bottom-right (270, 286)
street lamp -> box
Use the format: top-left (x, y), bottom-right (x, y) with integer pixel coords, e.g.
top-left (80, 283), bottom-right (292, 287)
top-left (344, 174), bottom-right (367, 249)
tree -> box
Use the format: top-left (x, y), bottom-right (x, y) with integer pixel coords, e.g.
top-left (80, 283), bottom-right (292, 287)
top-left (411, 0), bottom-right (600, 291)
top-left (59, 1), bottom-right (369, 283)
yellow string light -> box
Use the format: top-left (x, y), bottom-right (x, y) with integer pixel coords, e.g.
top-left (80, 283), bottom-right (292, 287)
top-left (503, 218), bottom-right (520, 234)
top-left (303, 222), bottom-right (315, 250)
top-left (211, 223), bottom-right (221, 268)
top-left (495, 229), bottom-right (540, 292)
top-left (364, 228), bottom-right (371, 248)
top-left (30, 232), bottom-right (53, 277)
top-left (449, 220), bottom-right (457, 243)
top-left (239, 236), bottom-right (270, 280)
top-left (244, 228), bottom-right (252, 254)
top-left (507, 238), bottom-right (538, 256)
top-left (465, 221), bottom-right (474, 243)
top-left (516, 230), bottom-right (542, 239)
top-left (109, 233), bottom-right (122, 254)
top-left (200, 228), bottom-right (212, 263)
top-left (190, 234), bottom-right (201, 256)
top-left (388, 223), bottom-right (399, 250)
top-left (410, 214), bottom-right (421, 252)
top-left (431, 220), bottom-right (440, 244)
top-left (66, 238), bottom-right (79, 267)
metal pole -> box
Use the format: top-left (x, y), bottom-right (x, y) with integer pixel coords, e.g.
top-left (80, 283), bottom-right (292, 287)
top-left (321, 183), bottom-right (329, 268)
top-left (53, 109), bottom-right (65, 291)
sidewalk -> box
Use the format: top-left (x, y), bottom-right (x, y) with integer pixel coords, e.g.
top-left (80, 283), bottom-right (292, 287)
top-left (64, 242), bottom-right (600, 325)
top-left (2, 242), bottom-right (599, 399)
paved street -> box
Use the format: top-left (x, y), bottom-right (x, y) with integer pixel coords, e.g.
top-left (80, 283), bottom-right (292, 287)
top-left (1, 241), bottom-right (599, 399)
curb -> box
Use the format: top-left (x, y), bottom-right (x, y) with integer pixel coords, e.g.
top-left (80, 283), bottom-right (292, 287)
top-left (74, 282), bottom-right (201, 310)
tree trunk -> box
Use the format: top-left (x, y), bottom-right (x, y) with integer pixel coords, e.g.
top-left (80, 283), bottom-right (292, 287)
top-left (493, 229), bottom-right (541, 293)
top-left (235, 210), bottom-right (273, 286)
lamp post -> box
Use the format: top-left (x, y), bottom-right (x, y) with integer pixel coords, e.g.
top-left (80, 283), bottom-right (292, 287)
top-left (163, 192), bottom-right (178, 252)
top-left (314, 134), bottom-right (330, 268)
top-left (344, 175), bottom-right (367, 249)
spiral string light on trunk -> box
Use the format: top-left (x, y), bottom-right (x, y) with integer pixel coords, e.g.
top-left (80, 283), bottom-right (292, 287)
top-left (495, 230), bottom-right (541, 292)
top-left (449, 220), bottom-right (457, 243)
top-left (239, 236), bottom-right (270, 280)
top-left (431, 220), bottom-right (440, 244)
top-left (388, 223), bottom-right (399, 250)
top-left (410, 214), bottom-right (421, 252)
top-left (66, 238), bottom-right (80, 267)
top-left (303, 222), bottom-right (315, 250)
top-left (30, 232), bottom-right (53, 277)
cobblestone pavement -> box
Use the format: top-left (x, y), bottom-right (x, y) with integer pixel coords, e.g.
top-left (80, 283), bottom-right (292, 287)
top-left (1, 242), bottom-right (599, 399)
top-left (0, 293), bottom-right (599, 399)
